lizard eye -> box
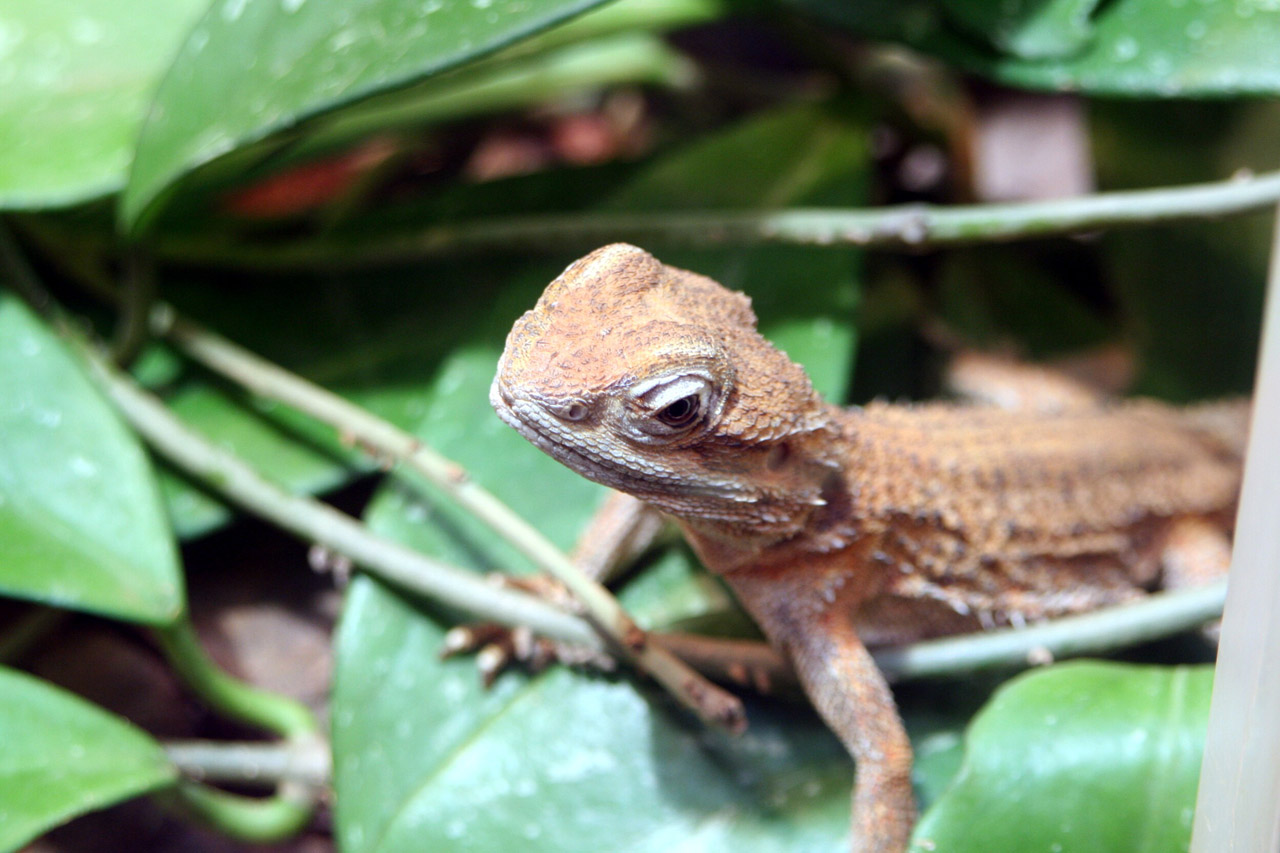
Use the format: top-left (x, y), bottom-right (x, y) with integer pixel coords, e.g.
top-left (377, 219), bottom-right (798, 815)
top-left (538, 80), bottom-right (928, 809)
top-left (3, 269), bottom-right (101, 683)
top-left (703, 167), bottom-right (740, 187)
top-left (627, 371), bottom-right (720, 440)
top-left (656, 395), bottom-right (701, 428)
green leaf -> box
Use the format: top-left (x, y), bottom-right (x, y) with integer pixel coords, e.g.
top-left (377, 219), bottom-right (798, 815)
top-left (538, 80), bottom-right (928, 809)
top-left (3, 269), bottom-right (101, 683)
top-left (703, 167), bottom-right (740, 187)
top-left (0, 0), bottom-right (207, 209)
top-left (332, 102), bottom-right (872, 851)
top-left (0, 292), bottom-right (184, 623)
top-left (788, 0), bottom-right (1280, 95)
top-left (121, 0), bottom-right (616, 231)
top-left (941, 0), bottom-right (1100, 60)
top-left (0, 666), bottom-right (177, 851)
top-left (912, 662), bottom-right (1212, 853)
top-left (293, 0), bottom-right (717, 160)
top-left (333, 578), bottom-right (856, 853)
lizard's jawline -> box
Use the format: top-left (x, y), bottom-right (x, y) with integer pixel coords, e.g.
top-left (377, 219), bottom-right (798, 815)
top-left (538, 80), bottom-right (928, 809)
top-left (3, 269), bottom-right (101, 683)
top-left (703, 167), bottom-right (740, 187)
top-left (491, 382), bottom-right (751, 503)
top-left (491, 389), bottom-right (631, 491)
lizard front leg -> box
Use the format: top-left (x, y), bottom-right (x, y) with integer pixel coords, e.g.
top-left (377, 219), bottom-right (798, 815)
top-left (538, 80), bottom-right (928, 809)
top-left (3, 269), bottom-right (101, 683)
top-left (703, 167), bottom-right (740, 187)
top-left (443, 491), bottom-right (665, 677)
top-left (726, 569), bottom-right (915, 853)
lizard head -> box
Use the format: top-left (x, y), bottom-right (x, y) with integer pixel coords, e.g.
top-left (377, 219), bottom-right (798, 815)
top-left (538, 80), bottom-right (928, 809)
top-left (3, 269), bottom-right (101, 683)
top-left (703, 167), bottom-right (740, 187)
top-left (491, 244), bottom-right (842, 541)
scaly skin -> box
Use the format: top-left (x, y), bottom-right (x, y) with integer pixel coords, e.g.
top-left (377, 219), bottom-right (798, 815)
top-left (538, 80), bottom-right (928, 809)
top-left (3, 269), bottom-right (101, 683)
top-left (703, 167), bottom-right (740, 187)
top-left (491, 243), bottom-right (1246, 852)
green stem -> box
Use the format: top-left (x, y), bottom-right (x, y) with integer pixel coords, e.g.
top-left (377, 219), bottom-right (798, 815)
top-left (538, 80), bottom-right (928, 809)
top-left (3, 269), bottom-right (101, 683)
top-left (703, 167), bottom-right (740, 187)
top-left (109, 251), bottom-right (155, 367)
top-left (153, 618), bottom-right (317, 740)
top-left (154, 168), bottom-right (1280, 269)
top-left (162, 779), bottom-right (314, 843)
top-left (153, 622), bottom-right (322, 840)
top-left (873, 579), bottom-right (1227, 681)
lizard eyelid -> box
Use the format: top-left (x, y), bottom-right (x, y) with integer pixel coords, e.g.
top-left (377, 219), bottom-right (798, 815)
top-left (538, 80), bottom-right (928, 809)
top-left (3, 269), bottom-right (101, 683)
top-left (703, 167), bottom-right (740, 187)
top-left (629, 373), bottom-right (719, 438)
top-left (633, 373), bottom-right (715, 409)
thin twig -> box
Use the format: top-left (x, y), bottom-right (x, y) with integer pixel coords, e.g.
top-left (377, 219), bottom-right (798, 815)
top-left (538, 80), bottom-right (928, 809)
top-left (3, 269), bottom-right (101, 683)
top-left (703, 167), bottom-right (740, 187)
top-left (151, 168), bottom-right (1280, 270)
top-left (81, 341), bottom-right (603, 648)
top-left (164, 737), bottom-right (331, 788)
top-left (655, 579), bottom-right (1227, 689)
top-left (151, 306), bottom-right (747, 732)
top-left (872, 579), bottom-right (1226, 681)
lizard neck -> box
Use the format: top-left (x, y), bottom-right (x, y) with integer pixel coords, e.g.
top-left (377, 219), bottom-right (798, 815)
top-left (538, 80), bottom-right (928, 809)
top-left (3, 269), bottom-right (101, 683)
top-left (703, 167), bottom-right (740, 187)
top-left (667, 403), bottom-right (858, 564)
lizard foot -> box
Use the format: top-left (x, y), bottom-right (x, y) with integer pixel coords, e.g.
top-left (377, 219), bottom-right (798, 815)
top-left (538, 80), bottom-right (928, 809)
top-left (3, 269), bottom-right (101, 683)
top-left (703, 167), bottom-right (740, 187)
top-left (440, 573), bottom-right (616, 685)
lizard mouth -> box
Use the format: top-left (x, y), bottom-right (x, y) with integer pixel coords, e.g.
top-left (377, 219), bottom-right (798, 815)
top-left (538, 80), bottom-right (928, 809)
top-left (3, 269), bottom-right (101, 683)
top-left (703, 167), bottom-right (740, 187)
top-left (490, 377), bottom-right (620, 486)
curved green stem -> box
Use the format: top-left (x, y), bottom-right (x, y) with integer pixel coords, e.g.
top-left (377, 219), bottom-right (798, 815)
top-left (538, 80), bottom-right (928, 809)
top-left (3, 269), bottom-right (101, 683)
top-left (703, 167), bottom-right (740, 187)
top-left (151, 621), bottom-right (322, 840)
top-left (109, 251), bottom-right (155, 367)
top-left (153, 618), bottom-right (317, 740)
top-left (161, 779), bottom-right (314, 843)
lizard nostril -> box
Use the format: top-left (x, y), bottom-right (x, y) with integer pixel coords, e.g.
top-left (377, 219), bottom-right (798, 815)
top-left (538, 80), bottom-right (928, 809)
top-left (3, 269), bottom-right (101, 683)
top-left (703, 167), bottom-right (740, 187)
top-left (547, 401), bottom-right (590, 421)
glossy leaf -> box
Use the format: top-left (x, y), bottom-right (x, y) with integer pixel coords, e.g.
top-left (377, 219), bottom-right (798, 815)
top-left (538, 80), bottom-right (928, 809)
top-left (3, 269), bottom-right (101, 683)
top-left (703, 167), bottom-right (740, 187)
top-left (121, 0), bottom-right (617, 231)
top-left (294, 0), bottom-right (719, 160)
top-left (0, 293), bottom-right (183, 623)
top-left (334, 577), bottom-right (857, 853)
top-left (788, 0), bottom-right (1280, 95)
top-left (912, 662), bottom-right (1212, 853)
top-left (942, 0), bottom-right (1099, 60)
top-left (0, 666), bottom-right (177, 851)
top-left (332, 103), bottom-right (869, 851)
top-left (0, 0), bottom-right (207, 209)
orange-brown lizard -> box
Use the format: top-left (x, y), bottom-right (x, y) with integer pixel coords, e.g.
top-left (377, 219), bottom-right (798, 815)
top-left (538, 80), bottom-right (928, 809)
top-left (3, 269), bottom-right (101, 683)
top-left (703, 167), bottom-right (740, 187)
top-left (489, 243), bottom-right (1247, 852)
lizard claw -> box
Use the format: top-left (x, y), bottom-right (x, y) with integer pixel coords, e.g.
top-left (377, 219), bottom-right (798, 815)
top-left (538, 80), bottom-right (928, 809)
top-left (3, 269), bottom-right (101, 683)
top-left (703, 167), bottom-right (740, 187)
top-left (441, 622), bottom-right (558, 686)
top-left (440, 573), bottom-right (617, 684)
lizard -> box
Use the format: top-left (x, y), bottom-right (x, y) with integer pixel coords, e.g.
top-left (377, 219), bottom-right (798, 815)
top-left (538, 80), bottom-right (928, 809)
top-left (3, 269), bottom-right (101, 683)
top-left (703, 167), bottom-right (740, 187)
top-left (489, 243), bottom-right (1248, 852)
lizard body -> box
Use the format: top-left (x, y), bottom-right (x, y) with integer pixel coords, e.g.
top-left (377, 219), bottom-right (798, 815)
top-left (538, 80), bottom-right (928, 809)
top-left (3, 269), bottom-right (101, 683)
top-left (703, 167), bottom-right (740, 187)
top-left (491, 244), bottom-right (1246, 852)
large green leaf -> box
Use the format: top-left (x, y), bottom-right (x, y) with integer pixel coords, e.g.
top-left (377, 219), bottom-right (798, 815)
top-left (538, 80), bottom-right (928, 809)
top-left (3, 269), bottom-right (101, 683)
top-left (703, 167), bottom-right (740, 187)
top-left (788, 0), bottom-right (1280, 95)
top-left (0, 0), bottom-right (207, 209)
top-left (293, 0), bottom-right (719, 161)
top-left (332, 102), bottom-right (870, 851)
top-left (0, 292), bottom-right (183, 623)
top-left (120, 0), bottom-right (617, 231)
top-left (334, 577), bottom-right (859, 853)
top-left (0, 666), bottom-right (177, 851)
top-left (913, 662), bottom-right (1212, 852)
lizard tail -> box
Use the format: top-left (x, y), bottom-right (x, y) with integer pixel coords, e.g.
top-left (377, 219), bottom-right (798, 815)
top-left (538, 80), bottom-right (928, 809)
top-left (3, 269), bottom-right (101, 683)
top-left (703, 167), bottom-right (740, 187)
top-left (1179, 398), bottom-right (1252, 463)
